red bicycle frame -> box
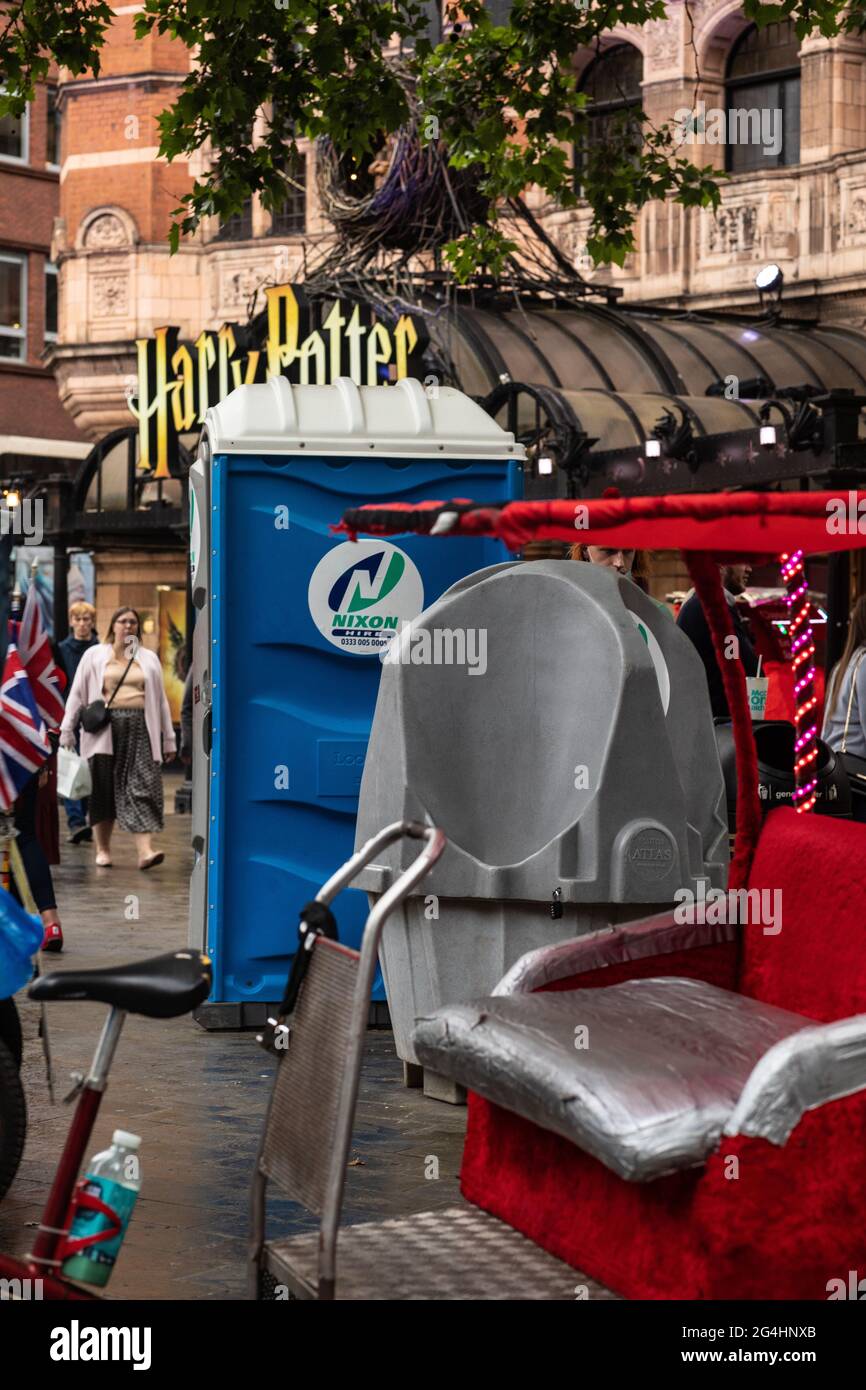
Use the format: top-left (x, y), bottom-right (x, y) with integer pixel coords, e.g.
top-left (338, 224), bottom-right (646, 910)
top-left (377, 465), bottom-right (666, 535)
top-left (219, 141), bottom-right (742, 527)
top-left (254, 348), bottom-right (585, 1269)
top-left (0, 1005), bottom-right (127, 1300)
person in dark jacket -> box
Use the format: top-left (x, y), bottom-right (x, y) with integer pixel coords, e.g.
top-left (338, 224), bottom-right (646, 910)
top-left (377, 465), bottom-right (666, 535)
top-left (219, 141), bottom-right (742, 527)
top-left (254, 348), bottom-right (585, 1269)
top-left (56, 600), bottom-right (99, 842)
top-left (676, 563), bottom-right (759, 719)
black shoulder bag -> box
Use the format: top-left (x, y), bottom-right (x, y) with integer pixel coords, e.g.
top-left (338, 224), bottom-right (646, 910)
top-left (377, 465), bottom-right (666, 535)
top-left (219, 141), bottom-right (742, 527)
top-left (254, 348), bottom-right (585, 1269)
top-left (80, 652), bottom-right (137, 734)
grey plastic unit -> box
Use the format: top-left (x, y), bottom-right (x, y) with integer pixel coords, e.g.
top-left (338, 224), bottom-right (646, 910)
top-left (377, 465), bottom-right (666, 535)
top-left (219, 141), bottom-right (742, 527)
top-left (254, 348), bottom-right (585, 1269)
top-left (354, 559), bottom-right (729, 1067)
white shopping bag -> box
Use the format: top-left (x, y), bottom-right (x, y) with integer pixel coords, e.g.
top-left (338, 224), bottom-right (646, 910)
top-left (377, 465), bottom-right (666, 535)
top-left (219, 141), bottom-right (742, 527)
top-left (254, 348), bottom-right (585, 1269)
top-left (56, 746), bottom-right (93, 801)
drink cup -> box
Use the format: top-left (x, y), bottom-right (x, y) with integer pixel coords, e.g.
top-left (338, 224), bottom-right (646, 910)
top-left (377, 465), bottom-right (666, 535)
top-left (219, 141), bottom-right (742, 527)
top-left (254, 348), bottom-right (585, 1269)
top-left (746, 676), bottom-right (769, 721)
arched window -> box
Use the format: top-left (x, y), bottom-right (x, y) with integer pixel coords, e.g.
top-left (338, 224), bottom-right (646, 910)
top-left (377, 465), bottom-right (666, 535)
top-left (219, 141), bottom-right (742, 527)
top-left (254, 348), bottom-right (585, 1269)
top-left (726, 20), bottom-right (800, 173)
top-left (575, 44), bottom-right (643, 190)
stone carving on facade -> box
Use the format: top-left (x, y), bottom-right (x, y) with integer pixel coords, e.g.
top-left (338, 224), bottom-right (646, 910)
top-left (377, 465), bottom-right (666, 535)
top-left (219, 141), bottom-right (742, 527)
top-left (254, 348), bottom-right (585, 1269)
top-left (90, 273), bottom-right (129, 318)
top-left (768, 193), bottom-right (796, 248)
top-left (844, 191), bottom-right (866, 238)
top-left (83, 213), bottom-right (129, 250)
top-left (211, 262), bottom-right (272, 319)
top-left (706, 203), bottom-right (758, 255)
top-left (545, 216), bottom-right (595, 274)
top-left (645, 18), bottom-right (679, 71)
top-left (686, 0), bottom-right (730, 26)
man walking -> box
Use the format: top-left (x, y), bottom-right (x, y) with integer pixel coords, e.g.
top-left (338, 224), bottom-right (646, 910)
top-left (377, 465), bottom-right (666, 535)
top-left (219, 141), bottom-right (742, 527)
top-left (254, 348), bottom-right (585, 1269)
top-left (57, 601), bottom-right (99, 843)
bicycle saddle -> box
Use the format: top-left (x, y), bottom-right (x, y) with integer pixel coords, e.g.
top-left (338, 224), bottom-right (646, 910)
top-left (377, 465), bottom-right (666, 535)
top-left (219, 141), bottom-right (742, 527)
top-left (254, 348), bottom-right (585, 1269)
top-left (29, 950), bottom-right (212, 1019)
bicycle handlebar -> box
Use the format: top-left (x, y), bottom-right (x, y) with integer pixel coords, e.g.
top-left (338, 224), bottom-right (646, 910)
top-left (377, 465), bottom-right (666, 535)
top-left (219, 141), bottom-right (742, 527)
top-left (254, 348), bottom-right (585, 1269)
top-left (314, 821), bottom-right (446, 915)
top-left (268, 823), bottom-right (446, 1030)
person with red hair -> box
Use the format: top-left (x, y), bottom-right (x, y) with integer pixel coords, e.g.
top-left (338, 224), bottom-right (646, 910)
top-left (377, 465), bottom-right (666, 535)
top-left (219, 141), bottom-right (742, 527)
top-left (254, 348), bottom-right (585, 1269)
top-left (568, 542), bottom-right (649, 581)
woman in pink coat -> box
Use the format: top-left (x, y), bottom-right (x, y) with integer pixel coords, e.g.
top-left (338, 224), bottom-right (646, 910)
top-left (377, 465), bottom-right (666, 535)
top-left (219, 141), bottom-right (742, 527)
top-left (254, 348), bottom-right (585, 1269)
top-left (60, 607), bottom-right (176, 869)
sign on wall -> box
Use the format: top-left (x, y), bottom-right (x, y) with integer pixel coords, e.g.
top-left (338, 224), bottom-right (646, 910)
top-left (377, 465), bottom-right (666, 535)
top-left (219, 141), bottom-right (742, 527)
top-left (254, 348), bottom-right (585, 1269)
top-left (158, 587), bottom-right (188, 722)
top-left (307, 540), bottom-right (425, 658)
top-left (129, 283), bottom-right (428, 478)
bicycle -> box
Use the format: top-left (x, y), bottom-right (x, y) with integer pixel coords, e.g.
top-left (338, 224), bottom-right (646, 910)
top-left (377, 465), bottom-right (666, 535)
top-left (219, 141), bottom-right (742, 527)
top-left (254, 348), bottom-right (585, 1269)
top-left (0, 948), bottom-right (211, 1299)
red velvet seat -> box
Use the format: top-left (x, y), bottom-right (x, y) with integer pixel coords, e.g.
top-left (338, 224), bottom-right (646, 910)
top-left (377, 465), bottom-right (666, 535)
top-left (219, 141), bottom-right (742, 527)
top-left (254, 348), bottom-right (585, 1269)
top-left (415, 809), bottom-right (866, 1299)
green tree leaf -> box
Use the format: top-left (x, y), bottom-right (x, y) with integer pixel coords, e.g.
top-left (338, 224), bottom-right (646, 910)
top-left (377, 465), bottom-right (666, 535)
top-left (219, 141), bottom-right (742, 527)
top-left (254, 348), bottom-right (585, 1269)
top-left (0, 0), bottom-right (853, 270)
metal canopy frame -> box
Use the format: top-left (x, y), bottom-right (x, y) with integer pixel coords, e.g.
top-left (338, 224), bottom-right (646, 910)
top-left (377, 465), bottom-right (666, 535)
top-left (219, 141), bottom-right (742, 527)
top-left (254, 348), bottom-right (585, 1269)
top-left (482, 381), bottom-right (866, 500)
top-left (29, 426), bottom-right (193, 642)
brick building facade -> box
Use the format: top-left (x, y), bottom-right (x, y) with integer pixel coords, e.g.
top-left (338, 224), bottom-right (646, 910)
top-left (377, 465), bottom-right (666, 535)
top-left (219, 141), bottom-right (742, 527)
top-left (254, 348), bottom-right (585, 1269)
top-left (0, 77), bottom-right (89, 485)
top-left (544, 0), bottom-right (866, 316)
top-left (18, 1), bottom-right (866, 624)
top-left (48, 3), bottom-right (866, 431)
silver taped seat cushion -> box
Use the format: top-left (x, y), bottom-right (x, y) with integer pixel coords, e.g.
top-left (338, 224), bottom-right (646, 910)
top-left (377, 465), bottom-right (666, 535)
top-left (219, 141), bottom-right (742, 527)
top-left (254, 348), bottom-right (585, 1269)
top-left (413, 977), bottom-right (813, 1181)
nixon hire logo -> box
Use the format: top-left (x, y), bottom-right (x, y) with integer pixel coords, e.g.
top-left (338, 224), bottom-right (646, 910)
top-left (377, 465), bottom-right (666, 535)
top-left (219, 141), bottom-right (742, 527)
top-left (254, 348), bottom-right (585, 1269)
top-left (329, 550), bottom-right (404, 629)
top-left (308, 541), bottom-right (424, 656)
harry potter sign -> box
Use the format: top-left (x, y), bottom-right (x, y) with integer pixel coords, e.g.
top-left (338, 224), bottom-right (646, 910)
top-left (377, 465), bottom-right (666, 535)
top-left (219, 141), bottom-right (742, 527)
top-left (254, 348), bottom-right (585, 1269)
top-left (129, 284), bottom-right (428, 477)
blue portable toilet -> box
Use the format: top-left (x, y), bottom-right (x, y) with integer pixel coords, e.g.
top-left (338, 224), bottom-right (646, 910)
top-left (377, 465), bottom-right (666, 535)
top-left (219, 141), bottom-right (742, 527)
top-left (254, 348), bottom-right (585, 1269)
top-left (188, 376), bottom-right (523, 1025)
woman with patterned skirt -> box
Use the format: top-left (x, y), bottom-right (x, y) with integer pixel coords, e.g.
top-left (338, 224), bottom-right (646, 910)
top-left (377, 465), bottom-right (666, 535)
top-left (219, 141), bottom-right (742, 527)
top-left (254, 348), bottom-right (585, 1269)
top-left (59, 607), bottom-right (177, 869)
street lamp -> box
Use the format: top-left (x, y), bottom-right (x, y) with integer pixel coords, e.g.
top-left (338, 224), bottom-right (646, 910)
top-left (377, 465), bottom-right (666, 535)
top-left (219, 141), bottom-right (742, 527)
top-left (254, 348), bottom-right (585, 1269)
top-left (755, 263), bottom-right (784, 316)
top-left (644, 406), bottom-right (697, 469)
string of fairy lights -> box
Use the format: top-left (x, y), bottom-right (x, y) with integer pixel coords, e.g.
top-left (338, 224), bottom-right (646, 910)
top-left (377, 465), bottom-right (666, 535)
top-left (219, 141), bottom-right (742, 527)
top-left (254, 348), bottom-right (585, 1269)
top-left (781, 549), bottom-right (818, 813)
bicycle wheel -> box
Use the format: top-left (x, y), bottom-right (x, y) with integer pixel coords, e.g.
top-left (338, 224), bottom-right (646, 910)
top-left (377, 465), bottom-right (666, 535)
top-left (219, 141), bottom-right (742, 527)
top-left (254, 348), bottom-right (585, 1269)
top-left (0, 1037), bottom-right (26, 1202)
top-left (0, 998), bottom-right (23, 1069)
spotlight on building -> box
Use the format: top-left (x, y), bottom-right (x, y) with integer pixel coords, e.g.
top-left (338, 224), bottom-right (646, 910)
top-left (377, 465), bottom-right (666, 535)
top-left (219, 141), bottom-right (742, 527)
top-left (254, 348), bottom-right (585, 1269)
top-left (755, 263), bottom-right (784, 315)
top-left (4, 489), bottom-right (20, 508)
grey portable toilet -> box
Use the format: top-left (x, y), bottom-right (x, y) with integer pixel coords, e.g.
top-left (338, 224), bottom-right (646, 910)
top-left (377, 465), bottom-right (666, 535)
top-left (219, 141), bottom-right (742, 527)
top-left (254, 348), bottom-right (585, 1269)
top-left (354, 558), bottom-right (729, 1081)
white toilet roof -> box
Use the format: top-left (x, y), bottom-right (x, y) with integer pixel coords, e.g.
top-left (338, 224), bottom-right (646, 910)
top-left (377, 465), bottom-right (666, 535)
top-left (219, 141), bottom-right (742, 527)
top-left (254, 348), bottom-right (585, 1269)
top-left (204, 376), bottom-right (522, 460)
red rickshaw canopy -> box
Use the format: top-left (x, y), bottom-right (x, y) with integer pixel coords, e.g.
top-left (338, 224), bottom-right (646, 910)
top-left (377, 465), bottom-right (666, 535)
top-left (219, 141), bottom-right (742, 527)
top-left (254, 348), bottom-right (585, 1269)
top-left (337, 490), bottom-right (866, 557)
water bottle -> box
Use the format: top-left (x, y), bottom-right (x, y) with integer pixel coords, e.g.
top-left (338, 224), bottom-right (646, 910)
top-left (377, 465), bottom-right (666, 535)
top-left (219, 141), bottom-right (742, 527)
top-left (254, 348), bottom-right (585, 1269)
top-left (61, 1130), bottom-right (141, 1288)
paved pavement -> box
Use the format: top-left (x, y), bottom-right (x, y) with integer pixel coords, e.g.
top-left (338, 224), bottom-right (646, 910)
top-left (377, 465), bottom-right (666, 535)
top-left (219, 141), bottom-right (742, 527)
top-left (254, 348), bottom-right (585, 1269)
top-left (0, 774), bottom-right (467, 1299)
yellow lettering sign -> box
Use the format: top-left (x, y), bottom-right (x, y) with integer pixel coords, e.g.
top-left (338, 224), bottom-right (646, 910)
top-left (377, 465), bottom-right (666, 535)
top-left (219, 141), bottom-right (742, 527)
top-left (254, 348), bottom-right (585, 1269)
top-left (171, 344), bottom-right (196, 434)
top-left (344, 304), bottom-right (366, 384)
top-left (130, 326), bottom-right (172, 478)
top-left (130, 290), bottom-right (425, 471)
top-left (195, 331), bottom-right (216, 423)
top-left (322, 301), bottom-right (346, 382)
top-left (393, 315), bottom-right (419, 380)
top-left (366, 322), bottom-right (392, 385)
top-left (266, 284), bottom-right (301, 377)
top-left (298, 330), bottom-right (326, 385)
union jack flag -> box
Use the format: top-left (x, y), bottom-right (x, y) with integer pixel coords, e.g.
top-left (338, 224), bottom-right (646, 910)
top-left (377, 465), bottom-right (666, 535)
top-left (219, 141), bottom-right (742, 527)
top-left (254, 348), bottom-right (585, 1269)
top-left (0, 641), bottom-right (51, 811)
top-left (16, 584), bottom-right (66, 728)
